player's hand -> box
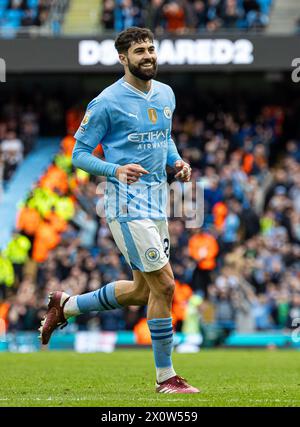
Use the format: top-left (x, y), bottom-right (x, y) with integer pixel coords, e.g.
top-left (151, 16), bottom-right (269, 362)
top-left (115, 164), bottom-right (149, 184)
top-left (174, 160), bottom-right (192, 182)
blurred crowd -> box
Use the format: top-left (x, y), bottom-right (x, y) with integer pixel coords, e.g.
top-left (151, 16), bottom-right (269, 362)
top-left (0, 103), bottom-right (39, 187)
top-left (0, 0), bottom-right (54, 28)
top-left (1, 92), bottom-right (300, 343)
top-left (102, 0), bottom-right (272, 33)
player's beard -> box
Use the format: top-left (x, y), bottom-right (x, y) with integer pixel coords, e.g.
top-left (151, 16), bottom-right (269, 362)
top-left (128, 58), bottom-right (158, 81)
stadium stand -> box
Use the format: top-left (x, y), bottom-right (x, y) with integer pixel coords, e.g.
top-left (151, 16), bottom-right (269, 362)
top-left (0, 0), bottom-right (69, 36)
top-left (0, 96), bottom-right (39, 188)
top-left (0, 0), bottom-right (276, 36)
top-left (0, 138), bottom-right (61, 250)
top-left (0, 0), bottom-right (48, 29)
top-left (102, 0), bottom-right (274, 33)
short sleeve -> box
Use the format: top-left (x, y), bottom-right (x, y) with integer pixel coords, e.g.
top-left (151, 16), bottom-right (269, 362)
top-left (74, 96), bottom-right (110, 149)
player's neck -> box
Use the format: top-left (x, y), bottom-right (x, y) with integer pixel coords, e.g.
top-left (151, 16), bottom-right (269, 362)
top-left (123, 74), bottom-right (152, 93)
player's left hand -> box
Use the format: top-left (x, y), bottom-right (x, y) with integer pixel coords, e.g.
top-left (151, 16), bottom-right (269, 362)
top-left (174, 160), bottom-right (192, 182)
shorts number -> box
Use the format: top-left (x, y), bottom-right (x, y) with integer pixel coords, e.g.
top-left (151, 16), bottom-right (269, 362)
top-left (163, 238), bottom-right (170, 259)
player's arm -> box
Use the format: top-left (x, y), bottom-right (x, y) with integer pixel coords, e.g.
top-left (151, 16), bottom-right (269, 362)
top-left (72, 141), bottom-right (148, 183)
top-left (72, 140), bottom-right (119, 177)
top-left (72, 98), bottom-right (120, 177)
top-left (73, 97), bottom-right (148, 184)
top-left (167, 137), bottom-right (191, 182)
top-left (167, 88), bottom-right (192, 182)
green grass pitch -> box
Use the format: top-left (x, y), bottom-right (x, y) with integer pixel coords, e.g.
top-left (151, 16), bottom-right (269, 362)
top-left (0, 349), bottom-right (300, 407)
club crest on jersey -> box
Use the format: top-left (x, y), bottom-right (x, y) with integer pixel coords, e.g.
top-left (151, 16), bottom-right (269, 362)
top-left (145, 248), bottom-right (160, 262)
top-left (147, 108), bottom-right (157, 124)
top-left (82, 111), bottom-right (91, 126)
top-left (164, 107), bottom-right (172, 119)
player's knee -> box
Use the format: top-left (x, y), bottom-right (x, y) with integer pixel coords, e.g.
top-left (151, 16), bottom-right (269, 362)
top-left (160, 279), bottom-right (175, 301)
top-left (147, 265), bottom-right (175, 301)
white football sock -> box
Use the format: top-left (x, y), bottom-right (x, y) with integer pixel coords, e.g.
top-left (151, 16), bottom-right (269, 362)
top-left (63, 296), bottom-right (80, 318)
top-left (156, 366), bottom-right (176, 383)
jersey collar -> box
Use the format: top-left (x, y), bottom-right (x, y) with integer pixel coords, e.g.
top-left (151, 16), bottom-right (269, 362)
top-left (121, 77), bottom-right (154, 101)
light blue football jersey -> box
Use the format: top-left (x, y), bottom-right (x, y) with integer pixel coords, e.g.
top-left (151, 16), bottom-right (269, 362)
top-left (74, 77), bottom-right (181, 223)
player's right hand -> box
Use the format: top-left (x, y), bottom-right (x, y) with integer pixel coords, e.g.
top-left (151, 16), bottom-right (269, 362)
top-left (115, 164), bottom-right (149, 184)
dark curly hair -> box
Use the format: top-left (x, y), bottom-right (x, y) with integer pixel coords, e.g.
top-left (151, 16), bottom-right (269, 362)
top-left (114, 27), bottom-right (154, 54)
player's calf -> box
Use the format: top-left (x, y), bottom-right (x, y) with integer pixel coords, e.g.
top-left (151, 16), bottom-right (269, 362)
top-left (144, 264), bottom-right (175, 317)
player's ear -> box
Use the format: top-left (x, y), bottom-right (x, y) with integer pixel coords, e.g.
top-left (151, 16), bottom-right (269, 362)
top-left (119, 53), bottom-right (127, 66)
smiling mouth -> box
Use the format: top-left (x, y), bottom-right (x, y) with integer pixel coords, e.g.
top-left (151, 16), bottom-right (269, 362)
top-left (140, 63), bottom-right (153, 68)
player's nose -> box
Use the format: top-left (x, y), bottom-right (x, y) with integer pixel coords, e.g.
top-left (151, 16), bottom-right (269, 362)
top-left (142, 50), bottom-right (152, 60)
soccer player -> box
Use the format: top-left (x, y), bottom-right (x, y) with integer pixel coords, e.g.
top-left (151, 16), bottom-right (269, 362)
top-left (39, 27), bottom-right (199, 394)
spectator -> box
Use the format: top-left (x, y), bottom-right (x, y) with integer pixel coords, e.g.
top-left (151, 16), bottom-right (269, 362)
top-left (0, 131), bottom-right (24, 182)
top-left (221, 0), bottom-right (240, 29)
top-left (161, 0), bottom-right (187, 34)
top-left (210, 285), bottom-right (235, 334)
top-left (114, 0), bottom-right (144, 32)
top-left (72, 210), bottom-right (98, 249)
top-left (192, 0), bottom-right (207, 31)
top-left (189, 228), bottom-right (219, 296)
top-left (221, 202), bottom-right (241, 253)
top-left (252, 293), bottom-right (274, 330)
top-left (243, 0), bottom-right (269, 29)
top-left (147, 0), bottom-right (165, 34)
top-left (102, 0), bottom-right (115, 30)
